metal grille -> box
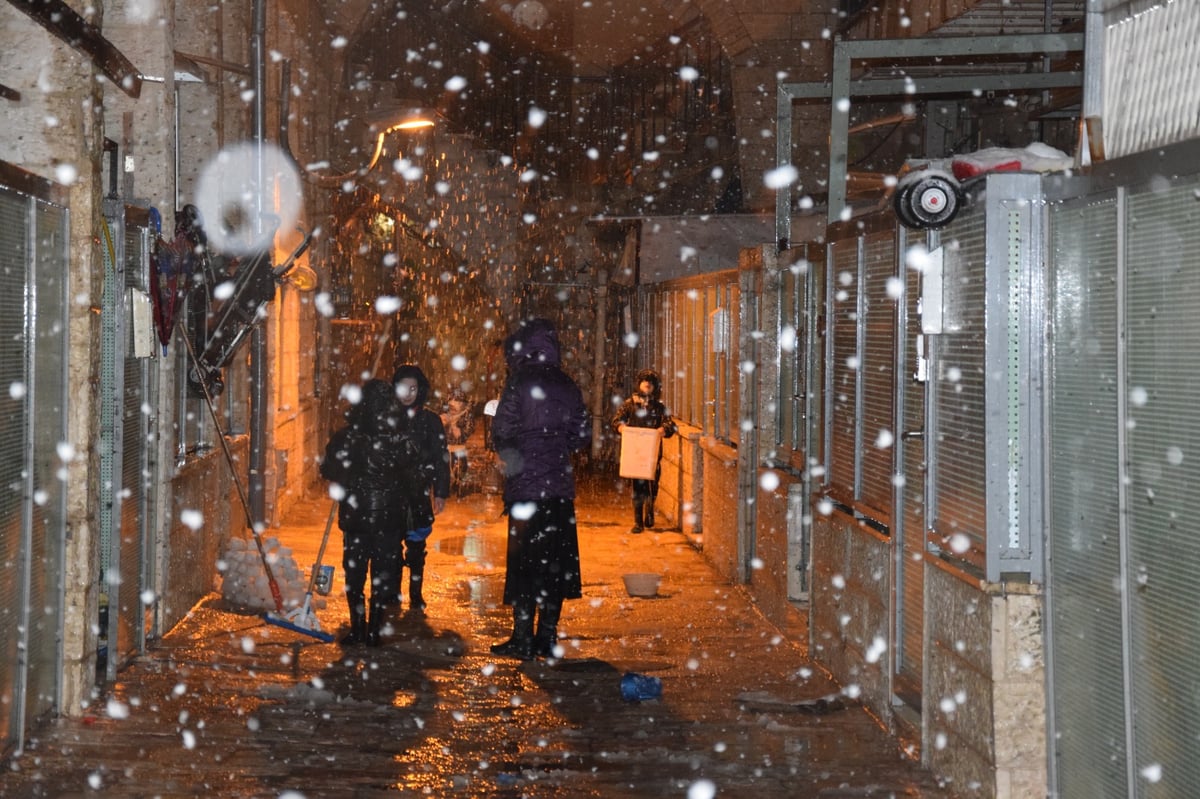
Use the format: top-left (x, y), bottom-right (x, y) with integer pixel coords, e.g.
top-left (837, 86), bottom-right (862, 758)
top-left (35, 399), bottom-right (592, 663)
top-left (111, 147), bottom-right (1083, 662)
top-left (828, 239), bottom-right (860, 501)
top-left (896, 227), bottom-right (929, 695)
top-left (860, 231), bottom-right (896, 520)
top-left (645, 271), bottom-right (739, 443)
top-left (1103, 0), bottom-right (1200, 158)
top-left (0, 191), bottom-right (27, 749)
top-left (1123, 180), bottom-right (1200, 799)
top-left (0, 181), bottom-right (69, 752)
top-left (26, 200), bottom-right (68, 728)
top-left (1047, 196), bottom-right (1127, 799)
top-left (115, 357), bottom-right (145, 666)
top-left (930, 212), bottom-right (987, 567)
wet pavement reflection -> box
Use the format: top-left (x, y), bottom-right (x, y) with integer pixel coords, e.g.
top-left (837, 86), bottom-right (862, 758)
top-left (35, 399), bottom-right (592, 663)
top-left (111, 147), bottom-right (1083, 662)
top-left (0, 472), bottom-right (960, 798)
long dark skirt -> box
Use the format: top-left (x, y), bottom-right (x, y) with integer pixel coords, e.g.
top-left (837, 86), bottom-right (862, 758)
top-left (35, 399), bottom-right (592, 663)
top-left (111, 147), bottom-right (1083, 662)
top-left (502, 498), bottom-right (583, 606)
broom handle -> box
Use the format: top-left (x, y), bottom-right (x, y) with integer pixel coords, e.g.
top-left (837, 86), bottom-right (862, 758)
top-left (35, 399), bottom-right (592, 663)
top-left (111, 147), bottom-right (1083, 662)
top-left (306, 500), bottom-right (337, 594)
top-left (302, 318), bottom-right (393, 595)
top-left (177, 320), bottom-right (285, 613)
top-left (370, 317), bottom-right (394, 378)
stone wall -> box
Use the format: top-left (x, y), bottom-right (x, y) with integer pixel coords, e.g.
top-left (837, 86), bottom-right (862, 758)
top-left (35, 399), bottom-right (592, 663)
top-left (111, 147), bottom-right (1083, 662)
top-left (809, 508), bottom-right (891, 722)
top-left (750, 471), bottom-right (803, 627)
top-left (699, 436), bottom-right (739, 579)
top-left (657, 423), bottom-right (703, 540)
top-left (923, 561), bottom-right (1047, 799)
top-left (160, 443), bottom-right (244, 631)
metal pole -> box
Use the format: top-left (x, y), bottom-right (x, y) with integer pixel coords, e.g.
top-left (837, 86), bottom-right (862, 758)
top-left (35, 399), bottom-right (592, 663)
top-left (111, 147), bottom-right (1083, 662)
top-left (249, 0), bottom-right (267, 529)
top-left (591, 269), bottom-right (608, 461)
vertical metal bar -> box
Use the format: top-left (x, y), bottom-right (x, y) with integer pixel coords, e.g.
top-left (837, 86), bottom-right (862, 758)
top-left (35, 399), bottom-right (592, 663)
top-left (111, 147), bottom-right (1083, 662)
top-left (14, 195), bottom-right (35, 751)
top-left (828, 40), bottom-right (852, 226)
top-left (1081, 4), bottom-right (1105, 162)
top-left (892, 224), bottom-right (909, 677)
top-left (591, 270), bottom-right (608, 461)
top-left (703, 286), bottom-right (712, 437)
top-left (248, 0), bottom-right (267, 529)
top-left (853, 235), bottom-right (866, 503)
top-left (1113, 186), bottom-right (1137, 799)
top-left (102, 209), bottom-right (126, 684)
top-left (53, 204), bottom-right (70, 717)
top-left (823, 242), bottom-right (835, 486)
top-left (776, 85), bottom-right (793, 250)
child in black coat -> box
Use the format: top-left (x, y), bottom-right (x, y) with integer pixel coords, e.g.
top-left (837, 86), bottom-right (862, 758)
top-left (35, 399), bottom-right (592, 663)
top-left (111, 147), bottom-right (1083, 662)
top-left (320, 379), bottom-right (408, 646)
top-left (390, 364), bottom-right (451, 613)
top-left (612, 368), bottom-right (677, 533)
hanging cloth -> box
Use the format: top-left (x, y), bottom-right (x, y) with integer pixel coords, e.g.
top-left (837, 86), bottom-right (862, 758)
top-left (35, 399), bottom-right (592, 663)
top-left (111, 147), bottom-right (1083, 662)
top-left (148, 206), bottom-right (201, 355)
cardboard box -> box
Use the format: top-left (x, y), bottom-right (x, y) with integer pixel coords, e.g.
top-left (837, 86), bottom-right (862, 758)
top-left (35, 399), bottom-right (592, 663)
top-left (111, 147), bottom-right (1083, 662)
top-left (619, 426), bottom-right (663, 480)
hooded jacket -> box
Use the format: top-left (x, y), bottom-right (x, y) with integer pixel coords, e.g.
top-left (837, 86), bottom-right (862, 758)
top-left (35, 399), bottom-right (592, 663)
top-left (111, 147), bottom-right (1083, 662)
top-left (391, 363), bottom-right (451, 529)
top-left (320, 379), bottom-right (409, 530)
top-left (611, 368), bottom-right (677, 437)
top-left (491, 319), bottom-right (591, 503)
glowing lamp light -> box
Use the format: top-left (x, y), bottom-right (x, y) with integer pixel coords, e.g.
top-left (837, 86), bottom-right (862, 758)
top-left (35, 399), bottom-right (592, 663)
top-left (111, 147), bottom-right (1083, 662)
top-left (286, 264), bottom-right (318, 292)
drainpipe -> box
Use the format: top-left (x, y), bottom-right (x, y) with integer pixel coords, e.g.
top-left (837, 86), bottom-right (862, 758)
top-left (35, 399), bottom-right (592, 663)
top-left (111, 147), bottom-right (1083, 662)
top-left (248, 0), bottom-right (267, 529)
top-left (591, 269), bottom-right (608, 461)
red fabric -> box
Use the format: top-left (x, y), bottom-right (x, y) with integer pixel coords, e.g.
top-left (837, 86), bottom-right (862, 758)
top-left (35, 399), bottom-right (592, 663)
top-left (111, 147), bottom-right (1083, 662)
top-left (951, 158), bottom-right (1021, 181)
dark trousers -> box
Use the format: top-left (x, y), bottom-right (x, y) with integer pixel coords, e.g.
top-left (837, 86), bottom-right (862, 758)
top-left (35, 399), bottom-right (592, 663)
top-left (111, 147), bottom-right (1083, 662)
top-left (341, 525), bottom-right (400, 612)
top-left (631, 459), bottom-right (662, 525)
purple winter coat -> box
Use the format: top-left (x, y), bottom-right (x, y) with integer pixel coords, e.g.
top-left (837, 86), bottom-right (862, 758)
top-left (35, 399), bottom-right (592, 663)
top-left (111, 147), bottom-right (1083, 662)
top-left (491, 319), bottom-right (591, 503)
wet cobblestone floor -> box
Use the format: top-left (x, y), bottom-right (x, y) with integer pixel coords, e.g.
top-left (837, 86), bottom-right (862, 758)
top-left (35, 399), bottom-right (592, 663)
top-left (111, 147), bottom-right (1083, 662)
top-left (0, 470), bottom-right (961, 798)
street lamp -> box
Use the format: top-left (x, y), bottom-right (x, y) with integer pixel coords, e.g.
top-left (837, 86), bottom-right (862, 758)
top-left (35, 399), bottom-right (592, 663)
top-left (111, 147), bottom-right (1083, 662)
top-left (286, 102), bottom-right (441, 187)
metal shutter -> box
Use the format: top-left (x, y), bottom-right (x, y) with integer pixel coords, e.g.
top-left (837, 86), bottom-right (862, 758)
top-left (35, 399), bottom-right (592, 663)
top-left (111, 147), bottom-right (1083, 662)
top-left (1124, 181), bottom-right (1200, 799)
top-left (26, 200), bottom-right (68, 727)
top-left (828, 238), bottom-right (859, 502)
top-left (0, 191), bottom-right (27, 749)
top-left (896, 227), bottom-right (929, 697)
top-left (929, 212), bottom-right (987, 567)
top-left (1047, 196), bottom-right (1127, 798)
top-left (860, 230), bottom-right (895, 520)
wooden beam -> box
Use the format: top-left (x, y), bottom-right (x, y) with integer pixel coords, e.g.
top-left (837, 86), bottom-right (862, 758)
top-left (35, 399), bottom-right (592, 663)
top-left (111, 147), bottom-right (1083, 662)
top-left (7, 0), bottom-right (143, 98)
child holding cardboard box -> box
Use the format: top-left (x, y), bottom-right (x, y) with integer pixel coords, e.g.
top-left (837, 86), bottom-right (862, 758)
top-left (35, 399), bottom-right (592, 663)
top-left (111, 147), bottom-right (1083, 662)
top-left (612, 368), bottom-right (677, 533)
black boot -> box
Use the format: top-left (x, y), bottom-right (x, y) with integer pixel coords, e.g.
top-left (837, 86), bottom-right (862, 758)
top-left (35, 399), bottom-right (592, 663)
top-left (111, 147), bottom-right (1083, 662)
top-left (342, 601), bottom-right (367, 646)
top-left (408, 574), bottom-right (426, 614)
top-left (491, 603), bottom-right (535, 660)
top-left (406, 540), bottom-right (427, 613)
top-left (644, 504), bottom-right (655, 530)
top-left (533, 599), bottom-right (563, 660)
top-left (365, 600), bottom-right (385, 647)
top-left (631, 499), bottom-right (645, 534)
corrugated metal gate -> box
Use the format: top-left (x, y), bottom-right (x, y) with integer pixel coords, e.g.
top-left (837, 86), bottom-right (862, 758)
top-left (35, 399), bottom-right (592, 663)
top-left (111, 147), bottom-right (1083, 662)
top-left (1046, 149), bottom-right (1200, 798)
top-left (822, 217), bottom-right (918, 699)
top-left (895, 225), bottom-right (931, 706)
top-left (99, 203), bottom-right (160, 681)
top-left (823, 224), bottom-right (896, 525)
top-left (924, 173), bottom-right (1046, 584)
top-left (0, 166), bottom-right (70, 755)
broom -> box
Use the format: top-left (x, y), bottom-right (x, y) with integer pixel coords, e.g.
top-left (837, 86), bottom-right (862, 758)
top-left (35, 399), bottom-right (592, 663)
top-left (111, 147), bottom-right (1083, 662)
top-left (276, 500), bottom-right (336, 635)
top-left (178, 321), bottom-right (334, 642)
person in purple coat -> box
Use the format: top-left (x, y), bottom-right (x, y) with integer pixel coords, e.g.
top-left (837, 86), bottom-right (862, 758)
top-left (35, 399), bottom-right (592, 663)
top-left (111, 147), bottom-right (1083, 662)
top-left (489, 318), bottom-right (592, 660)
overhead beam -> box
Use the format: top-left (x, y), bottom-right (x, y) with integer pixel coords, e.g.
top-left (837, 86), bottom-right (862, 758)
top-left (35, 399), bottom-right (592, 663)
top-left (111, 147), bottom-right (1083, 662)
top-left (775, 32), bottom-right (1085, 240)
top-left (8, 0), bottom-right (143, 98)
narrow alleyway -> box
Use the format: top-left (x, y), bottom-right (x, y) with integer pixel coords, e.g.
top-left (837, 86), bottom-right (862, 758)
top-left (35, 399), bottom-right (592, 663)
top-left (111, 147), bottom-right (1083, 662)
top-left (1, 464), bottom-right (958, 798)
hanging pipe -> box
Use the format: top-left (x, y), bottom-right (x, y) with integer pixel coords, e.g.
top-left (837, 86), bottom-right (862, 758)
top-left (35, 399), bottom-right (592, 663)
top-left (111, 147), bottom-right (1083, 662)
top-left (249, 0), bottom-right (268, 530)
